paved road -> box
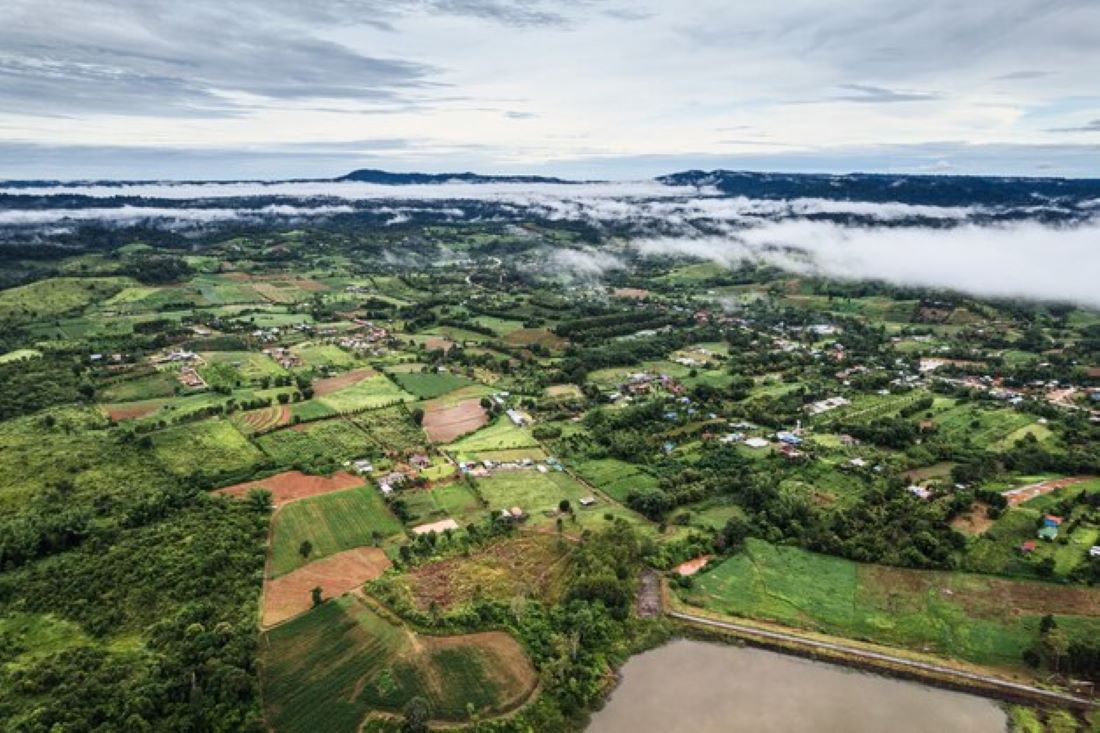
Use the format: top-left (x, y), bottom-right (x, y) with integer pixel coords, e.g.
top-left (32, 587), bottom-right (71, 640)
top-left (669, 610), bottom-right (1097, 709)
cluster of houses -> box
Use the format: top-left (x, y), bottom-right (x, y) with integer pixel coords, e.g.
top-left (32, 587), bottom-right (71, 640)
top-left (157, 349), bottom-right (197, 364)
top-left (262, 346), bottom-right (302, 369)
top-left (805, 396), bottom-right (850, 416)
top-left (458, 456), bottom-right (564, 477)
top-left (608, 371), bottom-right (686, 403)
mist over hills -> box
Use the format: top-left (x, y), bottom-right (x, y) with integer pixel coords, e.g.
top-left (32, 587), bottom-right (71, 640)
top-left (3, 168), bottom-right (1100, 309)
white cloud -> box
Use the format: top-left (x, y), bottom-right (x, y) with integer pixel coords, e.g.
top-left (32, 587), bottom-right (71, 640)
top-left (0, 203), bottom-right (353, 226)
top-left (631, 220), bottom-right (1100, 309)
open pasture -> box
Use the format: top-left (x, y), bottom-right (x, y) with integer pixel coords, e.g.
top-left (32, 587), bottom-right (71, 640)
top-left (682, 539), bottom-right (1100, 669)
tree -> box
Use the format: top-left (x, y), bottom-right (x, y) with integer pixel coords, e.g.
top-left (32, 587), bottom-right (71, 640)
top-left (246, 488), bottom-right (273, 513)
top-left (411, 408), bottom-right (424, 426)
top-left (298, 540), bottom-right (313, 559)
top-left (558, 499), bottom-right (572, 514)
top-left (311, 586), bottom-right (323, 607)
top-left (1040, 614), bottom-right (1058, 635)
top-left (401, 696), bottom-right (431, 733)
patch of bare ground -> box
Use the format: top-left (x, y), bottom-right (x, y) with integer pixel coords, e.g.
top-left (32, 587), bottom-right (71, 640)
top-left (951, 502), bottom-right (994, 535)
top-left (216, 470), bottom-right (363, 507)
top-left (311, 366), bottom-right (376, 396)
top-left (636, 568), bottom-right (662, 619)
top-left (422, 397), bottom-right (488, 443)
top-left (262, 547), bottom-right (391, 627)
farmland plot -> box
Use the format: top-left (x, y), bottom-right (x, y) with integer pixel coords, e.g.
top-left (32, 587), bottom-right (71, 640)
top-left (262, 596), bottom-right (537, 732)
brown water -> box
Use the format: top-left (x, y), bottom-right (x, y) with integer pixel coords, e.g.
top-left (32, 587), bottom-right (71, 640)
top-left (587, 640), bottom-right (1008, 733)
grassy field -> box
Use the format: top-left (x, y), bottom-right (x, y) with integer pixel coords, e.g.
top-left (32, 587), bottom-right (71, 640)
top-left (257, 419), bottom-right (370, 466)
top-left (444, 416), bottom-right (539, 459)
top-left (389, 370), bottom-right (474, 399)
top-left (317, 375), bottom-right (415, 412)
top-left (401, 482), bottom-right (485, 526)
top-left (291, 342), bottom-right (357, 369)
top-left (200, 351), bottom-right (287, 382)
top-left (98, 371), bottom-right (179, 402)
top-left (0, 277), bottom-right (132, 320)
top-left (270, 488), bottom-right (404, 576)
top-left (262, 596), bottom-right (536, 732)
top-left (0, 348), bottom-right (42, 364)
top-left (681, 539), bottom-right (1100, 669)
top-left (571, 458), bottom-right (660, 502)
top-left (932, 403), bottom-right (1038, 451)
top-left (151, 419), bottom-right (265, 477)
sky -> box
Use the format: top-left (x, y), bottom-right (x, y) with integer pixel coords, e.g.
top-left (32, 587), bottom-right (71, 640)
top-left (3, 0), bottom-right (1100, 180)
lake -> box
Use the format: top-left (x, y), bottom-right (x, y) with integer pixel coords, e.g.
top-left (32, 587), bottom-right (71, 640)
top-left (587, 640), bottom-right (1008, 733)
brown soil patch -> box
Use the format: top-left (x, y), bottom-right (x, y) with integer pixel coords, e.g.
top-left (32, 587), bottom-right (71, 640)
top-left (103, 401), bottom-right (162, 420)
top-left (612, 287), bottom-right (650, 299)
top-left (424, 336), bottom-right (455, 352)
top-left (423, 398), bottom-right (488, 443)
top-left (1002, 476), bottom-right (1095, 506)
top-left (404, 534), bottom-right (572, 612)
top-left (216, 470), bottom-right (363, 507)
top-left (674, 555), bottom-right (713, 576)
top-left (950, 502), bottom-right (995, 535)
top-left (635, 568), bottom-right (662, 619)
top-left (503, 328), bottom-right (567, 351)
top-left (859, 564), bottom-right (1100, 619)
top-left (312, 366), bottom-right (376, 396)
top-left (262, 547), bottom-right (391, 627)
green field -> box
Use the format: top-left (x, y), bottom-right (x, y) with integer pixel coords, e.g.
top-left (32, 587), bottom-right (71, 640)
top-left (256, 419), bottom-right (370, 467)
top-left (933, 403), bottom-right (1038, 450)
top-left (401, 482), bottom-right (485, 525)
top-left (0, 348), bottom-right (42, 365)
top-left (262, 596), bottom-right (536, 732)
top-left (98, 371), bottom-right (179, 402)
top-left (270, 487), bottom-right (403, 575)
top-left (290, 342), bottom-right (357, 369)
top-left (474, 470), bottom-right (651, 533)
top-left (444, 416), bottom-right (539, 458)
top-left (151, 419), bottom-right (265, 478)
top-left (201, 351), bottom-right (287, 382)
top-left (681, 539), bottom-right (1100, 668)
top-left (0, 277), bottom-right (132, 320)
top-left (389, 370), bottom-right (475, 399)
top-left (571, 458), bottom-right (660, 502)
top-left (317, 375), bottom-right (415, 412)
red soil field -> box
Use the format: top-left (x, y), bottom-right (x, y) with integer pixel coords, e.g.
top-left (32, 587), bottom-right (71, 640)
top-left (262, 547), bottom-right (391, 627)
top-left (216, 470), bottom-right (363, 507)
top-left (103, 402), bottom-right (162, 421)
top-left (422, 398), bottom-right (488, 443)
top-left (312, 366), bottom-right (376, 396)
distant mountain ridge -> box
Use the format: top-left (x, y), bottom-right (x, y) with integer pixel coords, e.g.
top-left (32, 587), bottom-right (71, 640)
top-left (658, 169), bottom-right (1100, 206)
top-left (337, 169), bottom-right (577, 185)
